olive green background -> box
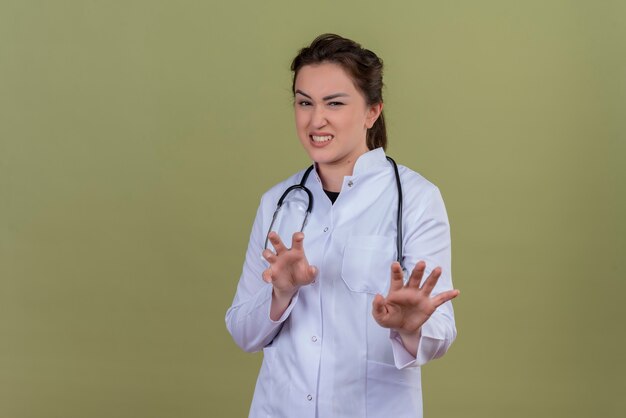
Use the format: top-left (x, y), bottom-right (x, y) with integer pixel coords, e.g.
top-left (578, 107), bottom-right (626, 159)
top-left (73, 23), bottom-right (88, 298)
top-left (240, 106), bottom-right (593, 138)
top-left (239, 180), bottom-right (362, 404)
top-left (1, 1), bottom-right (624, 417)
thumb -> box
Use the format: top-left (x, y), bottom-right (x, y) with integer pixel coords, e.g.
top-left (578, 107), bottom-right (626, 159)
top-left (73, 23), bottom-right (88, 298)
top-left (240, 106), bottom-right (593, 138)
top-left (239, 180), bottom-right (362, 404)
top-left (372, 294), bottom-right (386, 317)
top-left (262, 268), bottom-right (273, 284)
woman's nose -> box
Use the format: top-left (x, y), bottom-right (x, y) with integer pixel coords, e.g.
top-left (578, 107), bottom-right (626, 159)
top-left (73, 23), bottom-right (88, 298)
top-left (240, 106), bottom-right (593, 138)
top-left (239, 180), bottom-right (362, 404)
top-left (311, 106), bottom-right (327, 128)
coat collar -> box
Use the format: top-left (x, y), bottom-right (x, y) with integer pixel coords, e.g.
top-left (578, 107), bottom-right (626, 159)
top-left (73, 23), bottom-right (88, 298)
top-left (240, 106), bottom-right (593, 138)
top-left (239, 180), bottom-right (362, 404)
top-left (311, 147), bottom-right (389, 185)
top-left (351, 147), bottom-right (388, 177)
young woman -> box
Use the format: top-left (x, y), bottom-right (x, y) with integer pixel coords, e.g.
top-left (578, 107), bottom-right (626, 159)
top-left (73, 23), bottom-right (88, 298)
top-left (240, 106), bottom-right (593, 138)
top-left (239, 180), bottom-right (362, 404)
top-left (226, 34), bottom-right (459, 418)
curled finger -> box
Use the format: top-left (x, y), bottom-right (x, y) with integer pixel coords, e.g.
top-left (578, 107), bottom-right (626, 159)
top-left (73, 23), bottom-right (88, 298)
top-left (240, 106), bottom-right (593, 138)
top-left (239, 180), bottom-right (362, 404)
top-left (262, 267), bottom-right (273, 284)
top-left (268, 231), bottom-right (287, 253)
top-left (262, 249), bottom-right (277, 264)
top-left (407, 261), bottom-right (426, 289)
top-left (306, 265), bottom-right (319, 282)
top-left (420, 267), bottom-right (442, 295)
top-left (291, 232), bottom-right (305, 251)
top-left (431, 289), bottom-right (460, 307)
top-left (372, 294), bottom-right (388, 320)
top-left (389, 262), bottom-right (405, 292)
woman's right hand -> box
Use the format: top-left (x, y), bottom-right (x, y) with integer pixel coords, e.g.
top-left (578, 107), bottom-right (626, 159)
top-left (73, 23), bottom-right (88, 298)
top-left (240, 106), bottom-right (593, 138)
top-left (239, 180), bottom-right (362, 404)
top-left (262, 231), bottom-right (317, 320)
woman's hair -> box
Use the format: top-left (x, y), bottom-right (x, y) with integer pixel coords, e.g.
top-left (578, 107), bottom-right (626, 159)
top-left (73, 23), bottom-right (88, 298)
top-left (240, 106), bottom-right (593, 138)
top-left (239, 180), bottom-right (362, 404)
top-left (291, 34), bottom-right (387, 150)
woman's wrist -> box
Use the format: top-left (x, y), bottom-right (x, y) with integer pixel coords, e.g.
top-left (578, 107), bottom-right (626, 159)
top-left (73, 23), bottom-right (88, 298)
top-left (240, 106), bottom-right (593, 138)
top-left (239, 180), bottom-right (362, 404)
top-left (273, 286), bottom-right (298, 303)
top-left (397, 327), bottom-right (420, 339)
top-left (269, 286), bottom-right (298, 321)
top-left (396, 327), bottom-right (421, 357)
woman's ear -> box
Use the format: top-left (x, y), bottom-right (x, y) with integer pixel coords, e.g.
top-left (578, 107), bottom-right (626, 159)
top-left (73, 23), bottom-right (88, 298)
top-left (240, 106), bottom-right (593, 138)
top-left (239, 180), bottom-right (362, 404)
top-left (365, 102), bottom-right (383, 129)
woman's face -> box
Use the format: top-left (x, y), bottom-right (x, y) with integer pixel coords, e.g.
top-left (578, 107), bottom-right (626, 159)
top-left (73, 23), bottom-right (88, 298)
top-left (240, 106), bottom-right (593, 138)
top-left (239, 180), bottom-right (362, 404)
top-left (294, 63), bottom-right (381, 173)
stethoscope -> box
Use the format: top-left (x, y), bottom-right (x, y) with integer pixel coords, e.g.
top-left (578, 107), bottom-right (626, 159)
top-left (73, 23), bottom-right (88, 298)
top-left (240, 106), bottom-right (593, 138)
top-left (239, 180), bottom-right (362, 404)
top-left (264, 156), bottom-right (406, 274)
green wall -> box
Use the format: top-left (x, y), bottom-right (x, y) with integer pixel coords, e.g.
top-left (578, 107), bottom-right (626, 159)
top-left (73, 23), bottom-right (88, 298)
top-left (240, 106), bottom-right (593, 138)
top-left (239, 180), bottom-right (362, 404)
top-left (1, 1), bottom-right (624, 417)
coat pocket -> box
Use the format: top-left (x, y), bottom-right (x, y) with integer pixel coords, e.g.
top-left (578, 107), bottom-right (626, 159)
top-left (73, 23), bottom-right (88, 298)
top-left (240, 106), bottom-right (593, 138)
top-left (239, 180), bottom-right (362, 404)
top-left (366, 360), bottom-right (422, 417)
top-left (341, 235), bottom-right (395, 295)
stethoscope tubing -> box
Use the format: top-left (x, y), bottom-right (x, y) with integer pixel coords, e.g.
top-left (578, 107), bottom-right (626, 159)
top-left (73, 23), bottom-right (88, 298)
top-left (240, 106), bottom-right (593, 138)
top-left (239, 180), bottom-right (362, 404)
top-left (265, 157), bottom-right (405, 272)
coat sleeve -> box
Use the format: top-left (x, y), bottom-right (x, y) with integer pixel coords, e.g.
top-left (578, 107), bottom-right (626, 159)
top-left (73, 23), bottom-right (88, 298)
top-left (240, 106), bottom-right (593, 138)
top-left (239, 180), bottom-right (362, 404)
top-left (225, 197), bottom-right (300, 353)
top-left (389, 182), bottom-right (457, 369)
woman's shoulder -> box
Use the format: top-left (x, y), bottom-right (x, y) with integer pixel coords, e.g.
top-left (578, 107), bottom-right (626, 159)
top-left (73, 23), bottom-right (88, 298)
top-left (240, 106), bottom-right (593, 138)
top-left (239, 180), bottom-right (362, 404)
top-left (393, 162), bottom-right (448, 221)
top-left (396, 163), bottom-right (441, 196)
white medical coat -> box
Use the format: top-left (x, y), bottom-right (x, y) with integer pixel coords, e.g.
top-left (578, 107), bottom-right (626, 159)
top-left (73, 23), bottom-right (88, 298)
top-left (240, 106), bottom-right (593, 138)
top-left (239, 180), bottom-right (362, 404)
top-left (226, 148), bottom-right (457, 418)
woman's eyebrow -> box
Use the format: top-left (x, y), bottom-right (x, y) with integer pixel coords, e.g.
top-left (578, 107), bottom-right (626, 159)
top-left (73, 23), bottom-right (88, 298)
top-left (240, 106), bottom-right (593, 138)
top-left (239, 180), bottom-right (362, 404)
top-left (322, 93), bottom-right (349, 101)
top-left (295, 90), bottom-right (312, 99)
top-left (295, 90), bottom-right (349, 101)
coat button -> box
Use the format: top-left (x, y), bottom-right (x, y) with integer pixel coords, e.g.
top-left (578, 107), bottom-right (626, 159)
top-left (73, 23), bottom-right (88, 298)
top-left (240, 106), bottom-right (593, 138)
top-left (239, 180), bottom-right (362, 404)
top-left (347, 180), bottom-right (354, 187)
top-left (307, 394), bottom-right (313, 401)
top-left (311, 336), bottom-right (318, 342)
top-left (323, 227), bottom-right (329, 232)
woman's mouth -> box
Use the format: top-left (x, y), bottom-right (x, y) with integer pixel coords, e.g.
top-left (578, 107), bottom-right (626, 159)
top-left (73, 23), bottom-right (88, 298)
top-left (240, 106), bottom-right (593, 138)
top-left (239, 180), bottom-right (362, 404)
top-left (311, 135), bottom-right (334, 143)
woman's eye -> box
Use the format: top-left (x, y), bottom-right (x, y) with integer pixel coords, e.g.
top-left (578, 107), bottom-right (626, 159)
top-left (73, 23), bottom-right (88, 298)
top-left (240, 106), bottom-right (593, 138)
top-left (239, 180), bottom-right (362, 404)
top-left (328, 102), bottom-right (344, 107)
top-left (298, 101), bottom-right (311, 107)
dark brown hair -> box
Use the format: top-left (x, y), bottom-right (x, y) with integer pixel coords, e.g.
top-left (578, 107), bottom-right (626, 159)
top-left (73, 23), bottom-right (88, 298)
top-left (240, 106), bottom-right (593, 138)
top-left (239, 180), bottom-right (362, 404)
top-left (291, 33), bottom-right (387, 150)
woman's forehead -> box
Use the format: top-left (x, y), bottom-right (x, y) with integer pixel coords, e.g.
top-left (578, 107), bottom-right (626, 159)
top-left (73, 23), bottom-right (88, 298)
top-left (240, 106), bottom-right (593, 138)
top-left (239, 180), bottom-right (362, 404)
top-left (294, 63), bottom-right (359, 96)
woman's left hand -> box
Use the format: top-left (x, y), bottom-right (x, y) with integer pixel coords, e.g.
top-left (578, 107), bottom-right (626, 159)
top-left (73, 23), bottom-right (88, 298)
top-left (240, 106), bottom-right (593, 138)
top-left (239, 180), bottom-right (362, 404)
top-left (372, 261), bottom-right (459, 341)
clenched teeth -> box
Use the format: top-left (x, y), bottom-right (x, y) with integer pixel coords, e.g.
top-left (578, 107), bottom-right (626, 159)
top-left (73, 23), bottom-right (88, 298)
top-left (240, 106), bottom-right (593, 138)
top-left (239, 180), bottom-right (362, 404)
top-left (311, 135), bottom-right (333, 142)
